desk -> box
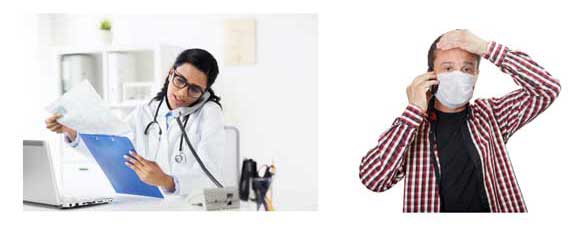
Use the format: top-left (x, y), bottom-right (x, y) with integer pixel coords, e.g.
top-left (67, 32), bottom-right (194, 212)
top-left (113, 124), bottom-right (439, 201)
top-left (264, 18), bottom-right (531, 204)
top-left (23, 194), bottom-right (256, 211)
top-left (30, 163), bottom-right (315, 211)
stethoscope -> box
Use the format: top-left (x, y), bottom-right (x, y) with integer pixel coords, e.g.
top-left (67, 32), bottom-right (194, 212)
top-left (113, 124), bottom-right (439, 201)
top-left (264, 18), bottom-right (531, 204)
top-left (144, 97), bottom-right (191, 164)
top-left (142, 94), bottom-right (224, 188)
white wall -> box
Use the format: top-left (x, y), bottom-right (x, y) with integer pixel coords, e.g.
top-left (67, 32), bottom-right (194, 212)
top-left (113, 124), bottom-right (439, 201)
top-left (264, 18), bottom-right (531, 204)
top-left (34, 14), bottom-right (317, 210)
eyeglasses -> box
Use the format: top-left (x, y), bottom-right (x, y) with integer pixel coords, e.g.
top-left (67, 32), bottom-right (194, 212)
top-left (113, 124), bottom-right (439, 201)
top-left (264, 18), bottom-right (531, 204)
top-left (171, 70), bottom-right (205, 98)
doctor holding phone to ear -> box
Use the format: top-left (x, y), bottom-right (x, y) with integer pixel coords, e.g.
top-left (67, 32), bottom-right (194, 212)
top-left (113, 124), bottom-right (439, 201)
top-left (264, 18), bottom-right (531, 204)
top-left (45, 48), bottom-right (226, 196)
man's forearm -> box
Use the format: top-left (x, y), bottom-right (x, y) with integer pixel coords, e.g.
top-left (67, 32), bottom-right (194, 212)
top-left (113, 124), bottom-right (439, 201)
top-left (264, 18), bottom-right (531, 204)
top-left (483, 41), bottom-right (560, 100)
top-left (359, 104), bottom-right (423, 192)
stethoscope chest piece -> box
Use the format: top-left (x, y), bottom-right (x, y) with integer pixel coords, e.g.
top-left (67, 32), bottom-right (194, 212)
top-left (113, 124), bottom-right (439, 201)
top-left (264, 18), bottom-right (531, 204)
top-left (175, 151), bottom-right (186, 163)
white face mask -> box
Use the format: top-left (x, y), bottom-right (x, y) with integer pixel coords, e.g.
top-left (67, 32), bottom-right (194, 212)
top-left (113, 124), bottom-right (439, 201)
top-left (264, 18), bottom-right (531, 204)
top-left (435, 71), bottom-right (477, 109)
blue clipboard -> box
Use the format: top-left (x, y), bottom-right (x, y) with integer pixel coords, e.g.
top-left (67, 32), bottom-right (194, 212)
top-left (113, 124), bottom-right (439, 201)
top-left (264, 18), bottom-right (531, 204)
top-left (80, 134), bottom-right (164, 198)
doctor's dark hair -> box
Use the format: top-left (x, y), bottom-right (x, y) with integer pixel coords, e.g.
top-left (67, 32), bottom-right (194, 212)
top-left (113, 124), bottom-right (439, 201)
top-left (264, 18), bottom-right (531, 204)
top-left (427, 34), bottom-right (481, 72)
top-left (152, 48), bottom-right (221, 107)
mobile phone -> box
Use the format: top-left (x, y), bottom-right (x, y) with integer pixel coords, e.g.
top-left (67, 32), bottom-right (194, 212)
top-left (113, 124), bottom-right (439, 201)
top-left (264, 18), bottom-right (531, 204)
top-left (430, 84), bottom-right (438, 95)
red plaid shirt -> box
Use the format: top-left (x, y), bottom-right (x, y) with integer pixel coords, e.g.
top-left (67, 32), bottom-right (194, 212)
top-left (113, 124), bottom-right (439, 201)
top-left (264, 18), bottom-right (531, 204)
top-left (359, 41), bottom-right (561, 212)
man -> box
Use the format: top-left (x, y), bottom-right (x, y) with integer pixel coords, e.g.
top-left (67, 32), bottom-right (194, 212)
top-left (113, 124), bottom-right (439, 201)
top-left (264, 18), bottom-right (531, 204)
top-left (358, 30), bottom-right (560, 212)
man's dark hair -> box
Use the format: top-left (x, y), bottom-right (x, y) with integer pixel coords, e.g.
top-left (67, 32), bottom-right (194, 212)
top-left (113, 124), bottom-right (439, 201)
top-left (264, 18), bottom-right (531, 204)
top-left (427, 35), bottom-right (481, 72)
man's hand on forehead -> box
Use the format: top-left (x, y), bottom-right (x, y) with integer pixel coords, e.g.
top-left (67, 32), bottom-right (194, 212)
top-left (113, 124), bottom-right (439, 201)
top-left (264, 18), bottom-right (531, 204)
top-left (436, 29), bottom-right (489, 56)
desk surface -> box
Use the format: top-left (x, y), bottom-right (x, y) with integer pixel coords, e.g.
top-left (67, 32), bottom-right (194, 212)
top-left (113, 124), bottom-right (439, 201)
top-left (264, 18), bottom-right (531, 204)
top-left (32, 162), bottom-right (315, 211)
top-left (23, 194), bottom-right (256, 211)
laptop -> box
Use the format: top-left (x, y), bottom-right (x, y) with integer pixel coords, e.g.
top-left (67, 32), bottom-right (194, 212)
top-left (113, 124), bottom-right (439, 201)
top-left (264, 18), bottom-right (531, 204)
top-left (23, 140), bottom-right (113, 209)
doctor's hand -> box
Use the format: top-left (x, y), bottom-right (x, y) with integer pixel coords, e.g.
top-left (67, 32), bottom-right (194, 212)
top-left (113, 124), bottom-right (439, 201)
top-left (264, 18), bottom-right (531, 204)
top-left (45, 113), bottom-right (77, 141)
top-left (437, 29), bottom-right (489, 56)
top-left (407, 72), bottom-right (438, 113)
top-left (125, 151), bottom-right (176, 192)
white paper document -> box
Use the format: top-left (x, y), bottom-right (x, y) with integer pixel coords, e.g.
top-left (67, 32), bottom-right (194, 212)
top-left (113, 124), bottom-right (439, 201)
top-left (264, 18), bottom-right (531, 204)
top-left (45, 80), bottom-right (130, 135)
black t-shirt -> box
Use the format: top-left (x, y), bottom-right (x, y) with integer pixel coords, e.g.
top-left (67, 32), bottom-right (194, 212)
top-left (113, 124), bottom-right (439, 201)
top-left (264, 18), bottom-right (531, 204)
top-left (434, 109), bottom-right (490, 212)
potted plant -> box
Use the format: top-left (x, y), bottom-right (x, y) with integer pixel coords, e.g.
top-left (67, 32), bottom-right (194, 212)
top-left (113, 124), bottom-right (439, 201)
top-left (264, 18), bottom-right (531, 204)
top-left (99, 19), bottom-right (112, 46)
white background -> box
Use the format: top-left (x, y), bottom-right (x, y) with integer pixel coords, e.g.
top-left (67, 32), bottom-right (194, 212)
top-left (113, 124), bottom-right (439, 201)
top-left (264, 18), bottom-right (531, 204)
top-left (2, 0), bottom-right (580, 229)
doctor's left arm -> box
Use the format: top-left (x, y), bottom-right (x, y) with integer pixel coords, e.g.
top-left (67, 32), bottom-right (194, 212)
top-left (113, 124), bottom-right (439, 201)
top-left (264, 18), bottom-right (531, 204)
top-left (60, 129), bottom-right (94, 160)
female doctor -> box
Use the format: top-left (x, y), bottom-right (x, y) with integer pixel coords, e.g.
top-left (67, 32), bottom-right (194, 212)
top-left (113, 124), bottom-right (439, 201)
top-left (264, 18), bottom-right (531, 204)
top-left (45, 48), bottom-right (226, 196)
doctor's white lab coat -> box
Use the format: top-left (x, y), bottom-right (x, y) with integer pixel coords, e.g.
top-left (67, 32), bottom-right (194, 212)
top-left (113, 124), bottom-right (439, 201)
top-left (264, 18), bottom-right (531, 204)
top-left (66, 95), bottom-right (226, 197)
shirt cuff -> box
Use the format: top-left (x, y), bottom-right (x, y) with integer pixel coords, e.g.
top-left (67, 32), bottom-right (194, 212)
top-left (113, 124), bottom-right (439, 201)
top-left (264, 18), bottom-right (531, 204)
top-left (483, 41), bottom-right (508, 67)
top-left (399, 104), bottom-right (425, 128)
top-left (64, 133), bottom-right (80, 148)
